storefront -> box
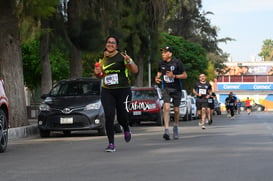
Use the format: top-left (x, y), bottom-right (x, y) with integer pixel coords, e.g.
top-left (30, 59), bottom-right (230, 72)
top-left (215, 82), bottom-right (273, 111)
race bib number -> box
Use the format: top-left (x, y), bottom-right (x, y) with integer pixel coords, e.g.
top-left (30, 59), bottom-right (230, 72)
top-left (198, 88), bottom-right (207, 95)
top-left (104, 74), bottom-right (119, 85)
top-left (163, 75), bottom-right (174, 83)
top-left (208, 98), bottom-right (213, 103)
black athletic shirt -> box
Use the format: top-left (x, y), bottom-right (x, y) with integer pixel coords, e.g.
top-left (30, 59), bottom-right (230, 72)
top-left (157, 58), bottom-right (185, 91)
top-left (99, 53), bottom-right (130, 89)
top-left (194, 81), bottom-right (212, 99)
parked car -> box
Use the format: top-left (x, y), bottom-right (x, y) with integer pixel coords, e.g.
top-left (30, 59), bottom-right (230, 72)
top-left (240, 101), bottom-right (265, 112)
top-left (38, 78), bottom-right (107, 137)
top-left (0, 80), bottom-right (9, 153)
top-left (170, 90), bottom-right (192, 121)
top-left (128, 87), bottom-right (163, 126)
top-left (188, 96), bottom-right (197, 119)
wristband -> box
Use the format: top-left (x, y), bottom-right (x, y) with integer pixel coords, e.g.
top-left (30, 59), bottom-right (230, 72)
top-left (126, 58), bottom-right (133, 64)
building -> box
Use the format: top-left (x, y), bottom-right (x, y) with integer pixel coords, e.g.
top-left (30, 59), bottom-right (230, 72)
top-left (214, 62), bottom-right (273, 111)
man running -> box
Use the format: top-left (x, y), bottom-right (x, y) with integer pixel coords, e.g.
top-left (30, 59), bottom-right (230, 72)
top-left (193, 74), bottom-right (212, 129)
top-left (155, 46), bottom-right (187, 140)
top-left (225, 92), bottom-right (237, 119)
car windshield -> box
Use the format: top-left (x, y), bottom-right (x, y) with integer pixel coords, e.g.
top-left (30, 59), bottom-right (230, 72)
top-left (132, 89), bottom-right (157, 100)
top-left (49, 81), bottom-right (100, 96)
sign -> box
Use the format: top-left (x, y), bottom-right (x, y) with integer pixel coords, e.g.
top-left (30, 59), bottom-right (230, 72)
top-left (217, 83), bottom-right (273, 90)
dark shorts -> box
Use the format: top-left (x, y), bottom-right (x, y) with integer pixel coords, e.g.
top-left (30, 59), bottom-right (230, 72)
top-left (196, 98), bottom-right (208, 110)
top-left (208, 103), bottom-right (214, 109)
top-left (226, 105), bottom-right (235, 110)
top-left (162, 88), bottom-right (182, 107)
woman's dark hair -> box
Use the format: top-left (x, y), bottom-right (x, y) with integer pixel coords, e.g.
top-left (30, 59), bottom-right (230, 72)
top-left (105, 35), bottom-right (119, 46)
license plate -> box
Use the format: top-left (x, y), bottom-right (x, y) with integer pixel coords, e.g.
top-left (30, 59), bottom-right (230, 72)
top-left (60, 117), bottom-right (73, 124)
top-left (133, 111), bottom-right (141, 115)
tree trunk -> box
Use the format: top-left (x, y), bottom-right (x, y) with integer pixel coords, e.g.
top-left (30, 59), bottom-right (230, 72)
top-left (70, 45), bottom-right (82, 78)
top-left (40, 19), bottom-right (52, 95)
top-left (0, 1), bottom-right (28, 127)
top-left (135, 56), bottom-right (144, 87)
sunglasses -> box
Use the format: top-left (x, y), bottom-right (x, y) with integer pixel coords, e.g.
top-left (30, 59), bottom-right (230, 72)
top-left (107, 41), bottom-right (117, 45)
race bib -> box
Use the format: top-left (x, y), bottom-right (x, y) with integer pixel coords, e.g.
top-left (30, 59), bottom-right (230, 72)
top-left (163, 75), bottom-right (174, 83)
top-left (208, 99), bottom-right (213, 103)
top-left (198, 88), bottom-right (207, 95)
top-left (104, 74), bottom-right (119, 85)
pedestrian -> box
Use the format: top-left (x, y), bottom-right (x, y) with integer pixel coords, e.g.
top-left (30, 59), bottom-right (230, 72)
top-left (245, 97), bottom-right (251, 115)
top-left (207, 92), bottom-right (216, 125)
top-left (225, 92), bottom-right (237, 119)
top-left (155, 46), bottom-right (187, 140)
top-left (193, 74), bottom-right (212, 129)
top-left (94, 35), bottom-right (138, 152)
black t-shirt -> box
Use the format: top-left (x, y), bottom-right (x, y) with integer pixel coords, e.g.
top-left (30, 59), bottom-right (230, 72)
top-left (225, 96), bottom-right (237, 107)
top-left (194, 81), bottom-right (212, 99)
top-left (157, 58), bottom-right (185, 91)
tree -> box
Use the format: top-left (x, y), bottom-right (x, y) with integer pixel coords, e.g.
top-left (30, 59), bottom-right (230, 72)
top-left (22, 39), bottom-right (70, 103)
top-left (0, 0), bottom-right (28, 127)
top-left (19, 0), bottom-right (59, 96)
top-left (259, 39), bottom-right (273, 61)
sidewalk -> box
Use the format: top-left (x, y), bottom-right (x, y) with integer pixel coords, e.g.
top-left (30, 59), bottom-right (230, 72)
top-left (8, 119), bottom-right (39, 139)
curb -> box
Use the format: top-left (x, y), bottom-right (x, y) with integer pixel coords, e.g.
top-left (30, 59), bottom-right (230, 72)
top-left (8, 120), bottom-right (39, 139)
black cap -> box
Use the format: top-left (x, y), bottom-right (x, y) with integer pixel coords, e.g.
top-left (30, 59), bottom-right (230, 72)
top-left (160, 46), bottom-right (173, 53)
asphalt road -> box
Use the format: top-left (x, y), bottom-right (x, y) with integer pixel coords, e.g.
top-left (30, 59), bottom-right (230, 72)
top-left (1, 112), bottom-right (273, 181)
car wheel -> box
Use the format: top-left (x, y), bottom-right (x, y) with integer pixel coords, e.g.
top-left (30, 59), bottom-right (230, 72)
top-left (0, 109), bottom-right (8, 153)
top-left (188, 110), bottom-right (192, 121)
top-left (39, 130), bottom-right (50, 138)
top-left (183, 111), bottom-right (188, 121)
top-left (114, 123), bottom-right (123, 133)
top-left (63, 130), bottom-right (71, 136)
top-left (156, 110), bottom-right (164, 126)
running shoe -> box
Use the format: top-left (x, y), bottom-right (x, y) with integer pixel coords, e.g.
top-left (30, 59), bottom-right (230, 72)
top-left (198, 122), bottom-right (202, 126)
top-left (105, 144), bottom-right (116, 152)
top-left (124, 131), bottom-right (131, 142)
top-left (173, 126), bottom-right (179, 140)
top-left (163, 133), bottom-right (170, 140)
top-left (202, 125), bottom-right (206, 130)
top-left (208, 119), bottom-right (213, 125)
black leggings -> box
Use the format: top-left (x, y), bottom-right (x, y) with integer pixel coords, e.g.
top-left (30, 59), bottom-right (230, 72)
top-left (228, 106), bottom-right (235, 117)
top-left (101, 87), bottom-right (131, 144)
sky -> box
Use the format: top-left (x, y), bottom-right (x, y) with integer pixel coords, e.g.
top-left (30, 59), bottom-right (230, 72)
top-left (202, 0), bottom-right (273, 62)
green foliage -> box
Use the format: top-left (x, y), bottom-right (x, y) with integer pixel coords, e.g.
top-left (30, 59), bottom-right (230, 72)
top-left (17, 0), bottom-right (59, 19)
top-left (49, 43), bottom-right (70, 81)
top-left (22, 40), bottom-right (41, 90)
top-left (22, 39), bottom-right (70, 90)
top-left (159, 32), bottom-right (207, 91)
top-left (259, 39), bottom-right (273, 61)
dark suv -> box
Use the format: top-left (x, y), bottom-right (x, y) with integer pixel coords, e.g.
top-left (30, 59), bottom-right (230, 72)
top-left (0, 80), bottom-right (9, 153)
top-left (128, 87), bottom-right (163, 126)
top-left (38, 78), bottom-right (106, 137)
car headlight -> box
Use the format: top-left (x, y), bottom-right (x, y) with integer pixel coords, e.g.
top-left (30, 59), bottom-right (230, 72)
top-left (85, 102), bottom-right (101, 110)
top-left (39, 103), bottom-right (50, 111)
